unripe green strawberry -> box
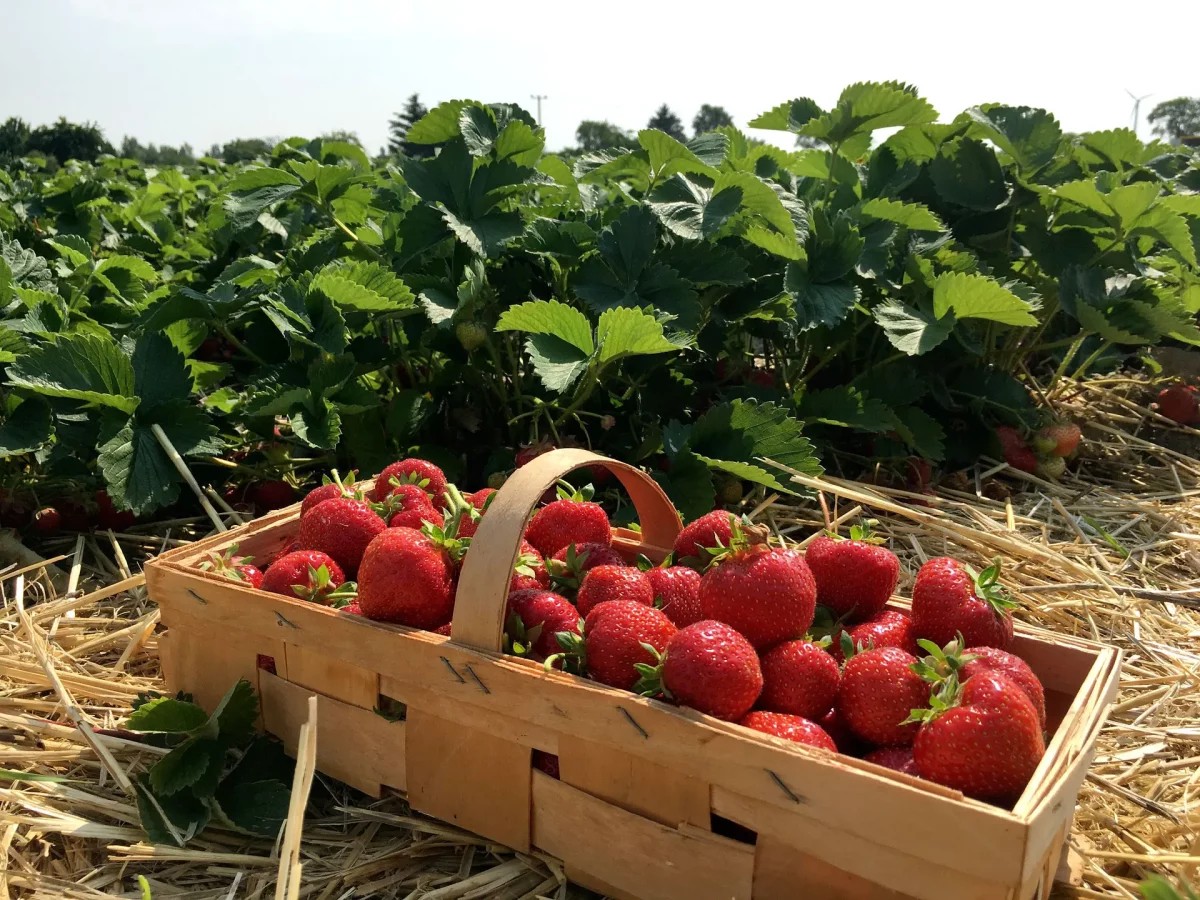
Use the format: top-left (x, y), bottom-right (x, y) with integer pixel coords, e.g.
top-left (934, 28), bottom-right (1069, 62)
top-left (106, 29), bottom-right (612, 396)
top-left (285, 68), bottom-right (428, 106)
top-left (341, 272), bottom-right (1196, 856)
top-left (717, 477), bottom-right (743, 505)
top-left (1036, 455), bottom-right (1066, 480)
top-left (455, 321), bottom-right (488, 351)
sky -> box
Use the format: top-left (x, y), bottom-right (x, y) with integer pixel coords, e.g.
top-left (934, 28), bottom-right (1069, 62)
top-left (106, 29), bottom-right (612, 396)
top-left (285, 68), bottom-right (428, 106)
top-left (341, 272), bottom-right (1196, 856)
top-left (1, 0), bottom-right (1197, 156)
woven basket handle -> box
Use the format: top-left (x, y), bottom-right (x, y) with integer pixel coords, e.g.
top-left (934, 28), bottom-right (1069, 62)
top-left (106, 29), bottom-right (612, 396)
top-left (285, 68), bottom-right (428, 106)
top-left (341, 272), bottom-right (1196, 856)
top-left (451, 449), bottom-right (682, 653)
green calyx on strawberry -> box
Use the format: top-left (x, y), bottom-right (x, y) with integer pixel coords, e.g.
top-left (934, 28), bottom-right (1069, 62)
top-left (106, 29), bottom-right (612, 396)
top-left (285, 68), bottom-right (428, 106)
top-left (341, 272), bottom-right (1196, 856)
top-left (546, 541), bottom-right (594, 592)
top-left (967, 558), bottom-right (1019, 617)
top-left (544, 620), bottom-right (588, 676)
top-left (832, 519), bottom-right (885, 545)
top-left (419, 491), bottom-right (473, 565)
top-left (632, 642), bottom-right (672, 700)
top-left (902, 670), bottom-right (964, 726)
top-left (291, 564), bottom-right (358, 608)
top-left (505, 611), bottom-right (544, 658)
top-left (698, 514), bottom-right (769, 567)
top-left (200, 544), bottom-right (263, 589)
top-left (909, 634), bottom-right (979, 685)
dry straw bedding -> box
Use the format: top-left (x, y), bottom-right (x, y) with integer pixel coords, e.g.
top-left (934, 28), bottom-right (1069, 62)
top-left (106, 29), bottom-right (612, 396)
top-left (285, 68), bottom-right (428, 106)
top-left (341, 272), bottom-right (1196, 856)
top-left (1, 375), bottom-right (1198, 899)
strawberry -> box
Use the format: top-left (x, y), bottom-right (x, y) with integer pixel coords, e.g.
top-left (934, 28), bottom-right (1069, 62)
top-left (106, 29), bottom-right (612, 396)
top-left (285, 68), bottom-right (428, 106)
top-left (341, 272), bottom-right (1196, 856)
top-left (524, 482), bottom-right (611, 558)
top-left (911, 557), bottom-right (1016, 650)
top-left (532, 750), bottom-right (560, 779)
top-left (804, 521), bottom-right (899, 622)
top-left (911, 671), bottom-right (1045, 801)
top-left (636, 620), bottom-right (762, 722)
top-left (343, 602), bottom-right (364, 617)
top-left (511, 540), bottom-right (550, 591)
top-left (455, 321), bottom-right (488, 351)
top-left (994, 426), bottom-right (1037, 473)
top-left (864, 746), bottom-right (919, 776)
top-left (297, 497), bottom-right (386, 575)
top-left (1036, 455), bottom-right (1066, 480)
top-left (252, 480), bottom-right (295, 513)
top-left (356, 524), bottom-right (465, 629)
top-left (467, 488), bottom-right (497, 511)
top-left (829, 608), bottom-right (918, 663)
top-left (32, 507), bottom-right (61, 533)
top-left (758, 640), bottom-right (840, 721)
top-left (819, 706), bottom-right (862, 755)
top-left (717, 477), bottom-right (743, 505)
top-left (515, 438), bottom-right (556, 468)
top-left (554, 600), bottom-right (675, 691)
top-left (738, 711), bottom-right (837, 752)
top-left (915, 638), bottom-right (1046, 730)
top-left (261, 550), bottom-right (353, 605)
top-left (644, 565), bottom-right (702, 628)
top-left (1034, 423), bottom-right (1081, 457)
top-left (1157, 383), bottom-right (1200, 425)
top-left (95, 490), bottom-right (136, 530)
top-left (576, 565), bottom-right (653, 616)
top-left (672, 510), bottom-right (735, 564)
top-left (836, 647), bottom-right (929, 747)
top-left (434, 621), bottom-right (452, 635)
top-left (699, 538), bottom-right (816, 650)
top-left (548, 542), bottom-right (625, 592)
top-left (371, 458), bottom-right (448, 506)
top-left (199, 544), bottom-right (264, 590)
top-left (505, 589), bottom-right (580, 659)
top-left (301, 469), bottom-right (360, 516)
top-left (385, 483), bottom-right (444, 530)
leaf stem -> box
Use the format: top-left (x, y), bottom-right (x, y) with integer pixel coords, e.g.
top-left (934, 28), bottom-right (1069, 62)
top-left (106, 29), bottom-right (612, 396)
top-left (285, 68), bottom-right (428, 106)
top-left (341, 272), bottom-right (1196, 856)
top-left (1045, 331), bottom-right (1089, 396)
top-left (214, 324), bottom-right (268, 366)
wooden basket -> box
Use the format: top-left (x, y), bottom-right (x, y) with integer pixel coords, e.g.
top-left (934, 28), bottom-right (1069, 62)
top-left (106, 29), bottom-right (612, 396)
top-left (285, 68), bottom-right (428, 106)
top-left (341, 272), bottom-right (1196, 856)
top-left (145, 449), bottom-right (1121, 900)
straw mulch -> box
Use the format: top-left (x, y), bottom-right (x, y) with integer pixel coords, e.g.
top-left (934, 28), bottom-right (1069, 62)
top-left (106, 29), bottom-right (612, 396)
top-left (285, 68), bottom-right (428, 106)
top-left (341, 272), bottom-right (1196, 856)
top-left (1, 373), bottom-right (1198, 899)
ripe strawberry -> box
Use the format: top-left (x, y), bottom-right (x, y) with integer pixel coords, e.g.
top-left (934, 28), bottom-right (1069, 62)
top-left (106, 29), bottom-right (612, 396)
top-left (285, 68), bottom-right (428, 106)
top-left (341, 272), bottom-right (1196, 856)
top-left (524, 482), bottom-right (611, 558)
top-left (371, 459), bottom-right (448, 506)
top-left (32, 507), bottom-right (61, 533)
top-left (261, 550), bottom-right (351, 605)
top-left (343, 602), bottom-right (364, 617)
top-left (672, 510), bottom-right (735, 564)
top-left (637, 620), bottom-right (762, 721)
top-left (1034, 423), bottom-right (1081, 457)
top-left (829, 609), bottom-right (918, 663)
top-left (515, 438), bottom-right (556, 468)
top-left (645, 565), bottom-right (703, 628)
top-left (916, 640), bottom-right (1046, 730)
top-left (532, 750), bottom-right (560, 779)
top-left (1036, 455), bottom-right (1067, 480)
top-left (467, 488), bottom-right (497, 511)
top-left (297, 497), bottom-right (386, 575)
top-left (301, 469), bottom-right (360, 516)
top-left (511, 540), bottom-right (550, 591)
top-left (758, 640), bottom-right (840, 720)
top-left (548, 542), bottom-right (625, 592)
top-left (994, 426), bottom-right (1037, 473)
top-left (95, 490), bottom-right (136, 530)
top-left (738, 711), bottom-right (837, 752)
top-left (433, 621), bottom-right (452, 635)
top-left (1157, 383), bottom-right (1200, 425)
top-left (699, 543), bottom-right (816, 650)
top-left (837, 647), bottom-right (930, 747)
top-left (200, 544), bottom-right (264, 590)
top-left (805, 521), bottom-right (899, 621)
top-left (577, 565), bottom-right (653, 616)
top-left (505, 589), bottom-right (580, 659)
top-left (912, 671), bottom-right (1045, 801)
top-left (252, 480), bottom-right (295, 513)
top-left (385, 483), bottom-right (443, 531)
top-left (356, 526), bottom-right (462, 629)
top-left (455, 321), bottom-right (488, 351)
top-left (819, 706), bottom-right (862, 754)
top-left (554, 600), bottom-right (675, 691)
top-left (864, 746), bottom-right (919, 776)
top-left (911, 557), bottom-right (1016, 650)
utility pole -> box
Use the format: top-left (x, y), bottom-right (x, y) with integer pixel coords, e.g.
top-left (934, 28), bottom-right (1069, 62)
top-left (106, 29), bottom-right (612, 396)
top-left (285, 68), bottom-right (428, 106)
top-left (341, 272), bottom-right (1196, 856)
top-left (1127, 89), bottom-right (1151, 137)
top-left (530, 94), bottom-right (547, 126)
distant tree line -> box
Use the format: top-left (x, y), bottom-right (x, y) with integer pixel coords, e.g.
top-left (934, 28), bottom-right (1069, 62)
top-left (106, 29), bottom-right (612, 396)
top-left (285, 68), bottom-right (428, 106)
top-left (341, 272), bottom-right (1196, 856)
top-left (573, 102), bottom-right (734, 153)
top-left (1148, 97), bottom-right (1200, 144)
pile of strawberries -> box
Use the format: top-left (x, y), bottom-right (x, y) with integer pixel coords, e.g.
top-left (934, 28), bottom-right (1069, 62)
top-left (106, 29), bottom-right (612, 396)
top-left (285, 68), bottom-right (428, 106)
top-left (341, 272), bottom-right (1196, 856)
top-left (205, 457), bottom-right (1048, 806)
top-left (995, 421), bottom-right (1081, 480)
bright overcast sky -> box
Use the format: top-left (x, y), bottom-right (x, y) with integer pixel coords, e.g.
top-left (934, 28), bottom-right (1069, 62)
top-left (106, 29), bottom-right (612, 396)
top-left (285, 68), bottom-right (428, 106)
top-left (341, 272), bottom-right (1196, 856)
top-left (2, 0), bottom-right (1197, 156)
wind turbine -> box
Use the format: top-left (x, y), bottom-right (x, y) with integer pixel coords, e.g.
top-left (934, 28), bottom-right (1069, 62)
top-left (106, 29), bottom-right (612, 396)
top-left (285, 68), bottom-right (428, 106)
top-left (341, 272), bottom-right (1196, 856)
top-left (1127, 89), bottom-right (1152, 136)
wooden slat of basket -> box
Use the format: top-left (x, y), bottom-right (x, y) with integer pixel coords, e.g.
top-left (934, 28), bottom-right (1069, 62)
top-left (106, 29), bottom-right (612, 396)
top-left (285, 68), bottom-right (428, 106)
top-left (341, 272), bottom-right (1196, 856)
top-left (531, 770), bottom-right (754, 900)
top-left (752, 837), bottom-right (921, 900)
top-left (284, 644), bottom-right (378, 710)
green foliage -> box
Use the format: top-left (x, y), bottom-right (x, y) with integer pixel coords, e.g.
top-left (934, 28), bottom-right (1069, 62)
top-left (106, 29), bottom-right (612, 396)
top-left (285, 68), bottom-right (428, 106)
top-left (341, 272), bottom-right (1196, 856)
top-left (0, 82), bottom-right (1197, 522)
top-left (1147, 98), bottom-right (1200, 142)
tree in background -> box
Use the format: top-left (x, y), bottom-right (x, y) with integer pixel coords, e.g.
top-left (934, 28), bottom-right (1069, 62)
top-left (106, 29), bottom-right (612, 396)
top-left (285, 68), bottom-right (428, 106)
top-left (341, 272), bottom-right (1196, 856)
top-left (647, 104), bottom-right (686, 142)
top-left (389, 94), bottom-right (435, 158)
top-left (220, 138), bottom-right (274, 163)
top-left (575, 120), bottom-right (632, 152)
top-left (0, 117), bottom-right (31, 164)
top-left (692, 104), bottom-right (733, 136)
top-left (20, 117), bottom-right (113, 164)
top-left (119, 136), bottom-right (196, 166)
top-left (1148, 98), bottom-right (1200, 142)
top-left (321, 130), bottom-right (363, 147)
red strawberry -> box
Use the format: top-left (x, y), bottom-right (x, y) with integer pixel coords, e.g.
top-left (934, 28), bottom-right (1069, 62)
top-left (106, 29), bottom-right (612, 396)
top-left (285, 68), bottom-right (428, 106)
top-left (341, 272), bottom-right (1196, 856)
top-left (32, 507), bottom-right (61, 533)
top-left (864, 746), bottom-right (919, 776)
top-left (372, 458), bottom-right (448, 506)
top-left (911, 558), bottom-right (1016, 650)
top-left (385, 484), bottom-right (444, 530)
top-left (994, 426), bottom-right (1037, 473)
top-left (434, 621), bottom-right (452, 635)
top-left (95, 490), bottom-right (136, 530)
top-left (505, 589), bottom-right (581, 659)
top-left (837, 647), bottom-right (929, 747)
top-left (261, 550), bottom-right (350, 605)
top-left (524, 483), bottom-right (611, 558)
top-left (1157, 383), bottom-right (1200, 425)
top-left (912, 671), bottom-right (1045, 801)
top-left (252, 480), bottom-right (295, 513)
top-left (301, 469), bottom-right (360, 516)
top-left (560, 600), bottom-right (675, 691)
top-left (297, 498), bottom-right (386, 575)
top-left (576, 565), bottom-right (653, 616)
top-left (1034, 423), bottom-right (1081, 457)
top-left (918, 641), bottom-right (1046, 730)
top-left (645, 566), bottom-right (702, 628)
top-left (672, 510), bottom-right (735, 564)
top-left (356, 526), bottom-right (461, 629)
top-left (829, 609), bottom-right (917, 663)
top-left (819, 706), bottom-right (862, 754)
top-left (532, 750), bottom-right (560, 779)
top-left (467, 488), bottom-right (497, 511)
top-left (511, 540), bottom-right (550, 591)
top-left (638, 620), bottom-right (762, 722)
top-left (548, 542), bottom-right (625, 592)
top-left (738, 711), bottom-right (836, 752)
top-left (758, 640), bottom-right (840, 720)
top-left (343, 602), bottom-right (364, 616)
top-left (699, 545), bottom-right (816, 650)
top-left (200, 544), bottom-right (264, 590)
top-left (804, 522), bottom-right (899, 621)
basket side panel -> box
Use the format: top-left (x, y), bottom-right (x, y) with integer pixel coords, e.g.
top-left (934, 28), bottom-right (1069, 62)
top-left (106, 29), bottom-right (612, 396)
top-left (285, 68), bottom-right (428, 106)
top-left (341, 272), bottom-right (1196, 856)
top-left (752, 837), bottom-right (920, 900)
top-left (284, 644), bottom-right (378, 709)
top-left (260, 670), bottom-right (406, 797)
top-left (558, 735), bottom-right (710, 829)
top-left (532, 770), bottom-right (754, 900)
top-left (405, 706), bottom-right (532, 852)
